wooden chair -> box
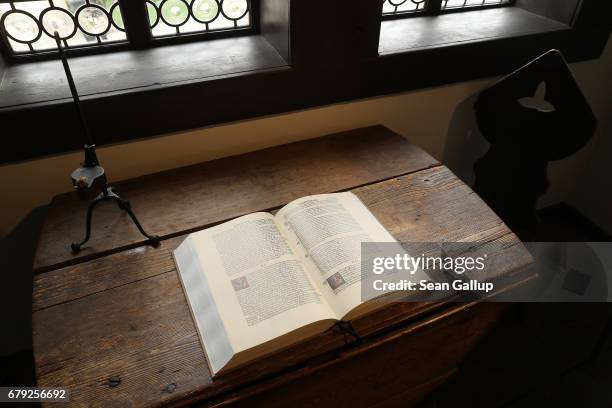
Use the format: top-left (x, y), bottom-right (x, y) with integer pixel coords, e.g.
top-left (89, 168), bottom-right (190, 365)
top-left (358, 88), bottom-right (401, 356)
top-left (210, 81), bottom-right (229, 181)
top-left (473, 49), bottom-right (596, 237)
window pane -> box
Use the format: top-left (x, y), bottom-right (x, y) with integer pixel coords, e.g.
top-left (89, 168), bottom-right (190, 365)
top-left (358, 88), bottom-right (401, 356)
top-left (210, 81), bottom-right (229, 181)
top-left (382, 0), bottom-right (427, 16)
top-left (441, 0), bottom-right (512, 10)
top-left (148, 0), bottom-right (251, 38)
top-left (0, 0), bottom-right (126, 55)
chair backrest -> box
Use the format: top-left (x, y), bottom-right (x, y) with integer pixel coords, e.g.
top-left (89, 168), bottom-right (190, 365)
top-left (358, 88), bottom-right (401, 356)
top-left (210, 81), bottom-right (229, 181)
top-left (472, 49), bottom-right (596, 233)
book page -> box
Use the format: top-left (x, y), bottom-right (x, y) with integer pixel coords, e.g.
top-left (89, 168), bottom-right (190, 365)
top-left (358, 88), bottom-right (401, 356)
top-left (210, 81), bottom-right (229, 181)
top-left (189, 212), bottom-right (335, 353)
top-left (275, 193), bottom-right (397, 319)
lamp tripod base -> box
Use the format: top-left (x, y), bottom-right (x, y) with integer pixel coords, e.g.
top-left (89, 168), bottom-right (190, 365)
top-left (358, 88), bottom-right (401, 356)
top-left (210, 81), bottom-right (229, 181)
top-left (71, 186), bottom-right (160, 254)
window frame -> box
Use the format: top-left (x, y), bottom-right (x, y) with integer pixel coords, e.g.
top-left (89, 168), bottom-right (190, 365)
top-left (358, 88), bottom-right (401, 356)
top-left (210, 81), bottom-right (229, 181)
top-left (0, 0), bottom-right (259, 62)
top-left (0, 0), bottom-right (610, 165)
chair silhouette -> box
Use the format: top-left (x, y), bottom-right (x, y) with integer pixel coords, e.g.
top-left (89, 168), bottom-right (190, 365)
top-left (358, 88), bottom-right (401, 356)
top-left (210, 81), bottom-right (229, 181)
top-left (473, 49), bottom-right (597, 237)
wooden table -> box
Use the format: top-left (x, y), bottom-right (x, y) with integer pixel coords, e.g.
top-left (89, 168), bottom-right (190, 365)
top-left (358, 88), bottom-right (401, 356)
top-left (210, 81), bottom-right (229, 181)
top-left (32, 126), bottom-right (534, 407)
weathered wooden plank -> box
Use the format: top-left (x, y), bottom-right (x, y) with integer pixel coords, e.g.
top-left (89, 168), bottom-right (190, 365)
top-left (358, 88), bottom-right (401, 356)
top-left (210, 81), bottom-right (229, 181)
top-left (229, 304), bottom-right (505, 408)
top-left (34, 267), bottom-right (511, 408)
top-left (33, 238), bottom-right (183, 312)
top-left (33, 166), bottom-right (533, 407)
top-left (34, 126), bottom-right (439, 273)
top-left (33, 166), bottom-right (529, 311)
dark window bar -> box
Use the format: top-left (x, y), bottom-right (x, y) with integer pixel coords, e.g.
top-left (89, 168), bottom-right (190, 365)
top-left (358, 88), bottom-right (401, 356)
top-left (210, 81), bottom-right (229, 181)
top-left (382, 0), bottom-right (513, 18)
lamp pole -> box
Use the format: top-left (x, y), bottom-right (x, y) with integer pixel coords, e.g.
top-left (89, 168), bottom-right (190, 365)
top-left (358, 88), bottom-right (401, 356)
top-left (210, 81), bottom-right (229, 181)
top-left (53, 32), bottom-right (159, 253)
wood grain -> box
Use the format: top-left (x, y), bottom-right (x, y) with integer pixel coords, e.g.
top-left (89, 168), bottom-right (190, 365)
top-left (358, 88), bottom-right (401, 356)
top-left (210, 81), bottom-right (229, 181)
top-left (233, 304), bottom-right (505, 408)
top-left (33, 238), bottom-right (183, 312)
top-left (34, 264), bottom-right (506, 407)
top-left (33, 166), bottom-right (533, 407)
top-left (33, 166), bottom-right (530, 311)
top-left (33, 126), bottom-right (439, 273)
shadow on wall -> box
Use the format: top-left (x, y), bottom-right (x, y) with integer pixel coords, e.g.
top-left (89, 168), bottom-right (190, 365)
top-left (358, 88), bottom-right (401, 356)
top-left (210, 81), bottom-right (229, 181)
top-left (569, 117), bottom-right (612, 235)
top-left (0, 206), bottom-right (47, 357)
top-left (442, 93), bottom-right (489, 188)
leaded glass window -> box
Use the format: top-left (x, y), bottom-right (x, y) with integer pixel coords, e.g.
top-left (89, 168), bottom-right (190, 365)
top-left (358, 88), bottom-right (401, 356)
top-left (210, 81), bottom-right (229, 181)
top-left (383, 0), bottom-right (513, 17)
top-left (0, 0), bottom-right (126, 54)
top-left (382, 0), bottom-right (426, 16)
top-left (0, 0), bottom-right (252, 58)
top-left (147, 0), bottom-right (251, 38)
top-left (441, 0), bottom-right (512, 10)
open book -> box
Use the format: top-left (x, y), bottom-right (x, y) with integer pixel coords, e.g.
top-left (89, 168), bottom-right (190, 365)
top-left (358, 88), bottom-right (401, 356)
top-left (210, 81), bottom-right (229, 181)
top-left (173, 192), bottom-right (424, 377)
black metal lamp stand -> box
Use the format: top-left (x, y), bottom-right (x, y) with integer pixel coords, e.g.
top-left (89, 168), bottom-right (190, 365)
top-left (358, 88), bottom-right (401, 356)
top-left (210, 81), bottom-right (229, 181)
top-left (53, 33), bottom-right (159, 253)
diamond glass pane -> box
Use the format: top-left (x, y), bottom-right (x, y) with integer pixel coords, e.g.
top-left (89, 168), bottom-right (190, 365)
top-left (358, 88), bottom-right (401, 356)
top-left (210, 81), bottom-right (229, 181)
top-left (148, 0), bottom-right (251, 38)
top-left (0, 0), bottom-right (126, 55)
